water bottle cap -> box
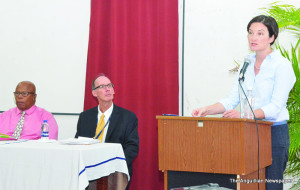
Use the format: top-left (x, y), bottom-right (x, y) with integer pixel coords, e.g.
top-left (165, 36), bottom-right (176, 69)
top-left (43, 120), bottom-right (48, 123)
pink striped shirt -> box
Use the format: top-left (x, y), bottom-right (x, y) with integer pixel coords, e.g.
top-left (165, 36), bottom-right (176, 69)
top-left (0, 105), bottom-right (58, 140)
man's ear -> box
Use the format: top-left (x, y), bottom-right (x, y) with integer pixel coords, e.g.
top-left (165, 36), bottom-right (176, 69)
top-left (92, 90), bottom-right (97, 97)
top-left (33, 94), bottom-right (37, 103)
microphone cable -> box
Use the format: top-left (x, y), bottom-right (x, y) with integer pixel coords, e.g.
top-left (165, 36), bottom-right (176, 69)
top-left (238, 80), bottom-right (260, 190)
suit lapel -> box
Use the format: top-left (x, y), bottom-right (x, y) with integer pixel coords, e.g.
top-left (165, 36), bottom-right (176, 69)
top-left (89, 107), bottom-right (99, 137)
top-left (105, 105), bottom-right (120, 141)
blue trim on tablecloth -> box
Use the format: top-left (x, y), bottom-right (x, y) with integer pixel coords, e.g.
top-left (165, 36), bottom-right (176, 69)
top-left (79, 157), bottom-right (126, 176)
top-left (2, 140), bottom-right (29, 145)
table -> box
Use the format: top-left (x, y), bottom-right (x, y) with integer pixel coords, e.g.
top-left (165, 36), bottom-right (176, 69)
top-left (0, 140), bottom-right (129, 190)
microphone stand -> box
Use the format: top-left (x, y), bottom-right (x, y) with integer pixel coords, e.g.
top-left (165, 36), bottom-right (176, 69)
top-left (238, 78), bottom-right (261, 190)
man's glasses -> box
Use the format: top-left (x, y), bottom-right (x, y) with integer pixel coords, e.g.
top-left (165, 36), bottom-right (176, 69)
top-left (14, 92), bottom-right (35, 97)
top-left (93, 83), bottom-right (114, 90)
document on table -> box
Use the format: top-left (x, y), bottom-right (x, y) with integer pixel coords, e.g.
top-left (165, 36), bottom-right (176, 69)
top-left (59, 137), bottom-right (100, 145)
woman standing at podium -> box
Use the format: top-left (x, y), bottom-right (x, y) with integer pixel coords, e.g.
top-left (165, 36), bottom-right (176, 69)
top-left (192, 15), bottom-right (296, 190)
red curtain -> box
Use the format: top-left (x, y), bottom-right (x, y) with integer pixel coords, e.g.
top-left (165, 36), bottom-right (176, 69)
top-left (84, 0), bottom-right (178, 189)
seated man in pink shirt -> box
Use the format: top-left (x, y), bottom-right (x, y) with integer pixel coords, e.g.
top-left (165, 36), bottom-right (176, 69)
top-left (0, 81), bottom-right (58, 140)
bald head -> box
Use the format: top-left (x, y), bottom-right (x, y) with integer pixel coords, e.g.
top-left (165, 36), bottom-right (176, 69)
top-left (14, 81), bottom-right (37, 111)
top-left (16, 81), bottom-right (36, 93)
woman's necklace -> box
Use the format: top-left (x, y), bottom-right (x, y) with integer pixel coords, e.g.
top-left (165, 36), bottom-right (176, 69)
top-left (254, 64), bottom-right (260, 70)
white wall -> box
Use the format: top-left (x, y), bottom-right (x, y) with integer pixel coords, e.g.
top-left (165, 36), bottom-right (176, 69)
top-left (0, 0), bottom-right (90, 114)
top-left (180, 0), bottom-right (300, 116)
top-left (55, 115), bottom-right (79, 140)
top-left (0, 0), bottom-right (90, 140)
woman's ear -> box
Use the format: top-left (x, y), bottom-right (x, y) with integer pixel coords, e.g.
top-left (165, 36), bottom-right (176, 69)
top-left (269, 35), bottom-right (275, 44)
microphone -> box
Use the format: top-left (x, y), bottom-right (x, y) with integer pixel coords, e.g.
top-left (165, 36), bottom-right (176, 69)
top-left (239, 58), bottom-right (251, 82)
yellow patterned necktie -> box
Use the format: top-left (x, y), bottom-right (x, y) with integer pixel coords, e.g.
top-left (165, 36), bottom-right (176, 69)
top-left (95, 114), bottom-right (105, 142)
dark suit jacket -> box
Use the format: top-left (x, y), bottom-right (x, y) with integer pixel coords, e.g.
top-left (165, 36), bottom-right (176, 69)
top-left (75, 104), bottom-right (139, 176)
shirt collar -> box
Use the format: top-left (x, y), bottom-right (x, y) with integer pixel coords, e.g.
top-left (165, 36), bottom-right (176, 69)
top-left (98, 104), bottom-right (113, 120)
top-left (268, 50), bottom-right (279, 58)
top-left (248, 50), bottom-right (278, 68)
top-left (250, 50), bottom-right (278, 60)
top-left (16, 105), bottom-right (37, 115)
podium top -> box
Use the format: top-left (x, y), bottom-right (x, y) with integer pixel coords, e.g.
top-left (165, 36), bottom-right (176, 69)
top-left (156, 115), bottom-right (273, 125)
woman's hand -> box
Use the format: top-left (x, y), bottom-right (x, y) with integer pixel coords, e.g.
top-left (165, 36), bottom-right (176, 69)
top-left (222, 109), bottom-right (240, 118)
top-left (192, 103), bottom-right (226, 117)
top-left (192, 107), bottom-right (208, 117)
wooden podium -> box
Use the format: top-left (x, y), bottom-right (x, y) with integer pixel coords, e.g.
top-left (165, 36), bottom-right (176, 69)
top-left (157, 116), bottom-right (273, 190)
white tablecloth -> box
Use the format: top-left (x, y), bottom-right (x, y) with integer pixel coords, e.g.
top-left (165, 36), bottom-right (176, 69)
top-left (0, 140), bottom-right (129, 190)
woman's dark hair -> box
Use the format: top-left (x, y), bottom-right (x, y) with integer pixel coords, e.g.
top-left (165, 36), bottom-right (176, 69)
top-left (247, 15), bottom-right (279, 45)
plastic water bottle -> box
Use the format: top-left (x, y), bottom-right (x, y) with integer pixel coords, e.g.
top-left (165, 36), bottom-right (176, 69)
top-left (244, 87), bottom-right (255, 119)
top-left (41, 120), bottom-right (49, 140)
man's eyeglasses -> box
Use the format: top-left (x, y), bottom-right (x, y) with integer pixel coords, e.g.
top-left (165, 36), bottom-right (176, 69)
top-left (14, 92), bottom-right (35, 97)
top-left (93, 83), bottom-right (114, 90)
